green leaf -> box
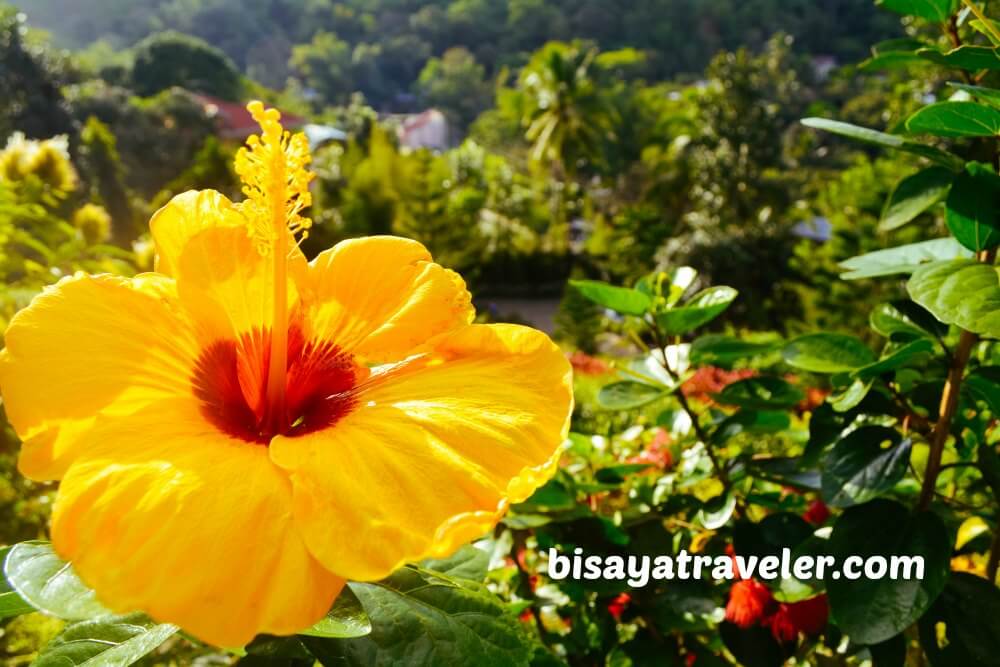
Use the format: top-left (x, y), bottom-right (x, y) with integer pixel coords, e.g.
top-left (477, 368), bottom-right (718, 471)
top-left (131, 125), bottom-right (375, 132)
top-left (945, 162), bottom-right (1000, 251)
top-left (880, 167), bottom-right (953, 231)
top-left (689, 335), bottom-right (780, 366)
top-left (421, 545), bottom-right (490, 583)
top-left (34, 613), bottom-right (177, 667)
top-left (298, 587), bottom-right (372, 639)
top-left (569, 280), bottom-right (651, 316)
top-left (746, 457), bottom-right (821, 491)
top-left (0, 546), bottom-right (34, 620)
top-left (839, 237), bottom-right (970, 280)
top-left (697, 492), bottom-right (737, 530)
top-left (966, 367), bottom-right (1000, 414)
top-left (919, 45), bottom-right (1000, 70)
top-left (654, 286), bottom-right (738, 336)
top-left (907, 259), bottom-right (1000, 338)
top-left (301, 566), bottom-right (532, 667)
top-left (948, 82), bottom-right (1000, 108)
top-left (4, 541), bottom-right (110, 621)
top-left (906, 101), bottom-right (1000, 137)
top-left (711, 376), bottom-right (804, 410)
top-left (821, 426), bottom-right (912, 507)
top-left (665, 266), bottom-right (699, 306)
top-left (877, 0), bottom-right (957, 21)
top-left (870, 301), bottom-right (944, 341)
top-left (918, 572), bottom-right (1000, 666)
top-left (829, 377), bottom-right (873, 412)
top-left (852, 339), bottom-right (935, 380)
top-left (712, 410), bottom-right (791, 444)
top-left (783, 333), bottom-right (875, 373)
top-left (826, 499), bottom-right (950, 645)
top-left (597, 381), bottom-right (664, 410)
top-left (801, 118), bottom-right (964, 170)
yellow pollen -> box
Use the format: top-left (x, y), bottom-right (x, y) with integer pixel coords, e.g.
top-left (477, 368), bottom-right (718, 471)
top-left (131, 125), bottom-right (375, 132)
top-left (235, 101), bottom-right (315, 430)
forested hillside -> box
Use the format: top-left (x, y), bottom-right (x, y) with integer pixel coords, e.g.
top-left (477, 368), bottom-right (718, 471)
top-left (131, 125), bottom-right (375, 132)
top-left (23, 0), bottom-right (899, 108)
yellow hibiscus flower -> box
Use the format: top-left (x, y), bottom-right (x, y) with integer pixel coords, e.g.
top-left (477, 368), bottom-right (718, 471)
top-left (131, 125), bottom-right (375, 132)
top-left (0, 103), bottom-right (573, 647)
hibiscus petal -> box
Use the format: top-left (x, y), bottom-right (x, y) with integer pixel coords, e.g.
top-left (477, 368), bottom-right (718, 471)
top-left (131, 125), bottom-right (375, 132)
top-left (0, 273), bottom-right (197, 480)
top-left (149, 190), bottom-right (247, 276)
top-left (51, 399), bottom-right (343, 648)
top-left (172, 223), bottom-right (302, 342)
top-left (269, 323), bottom-right (573, 581)
top-left (300, 236), bottom-right (473, 362)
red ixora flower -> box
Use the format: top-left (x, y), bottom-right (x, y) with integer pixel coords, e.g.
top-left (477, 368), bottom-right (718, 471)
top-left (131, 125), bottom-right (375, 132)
top-left (567, 350), bottom-right (611, 376)
top-left (725, 579), bottom-right (774, 628)
top-left (681, 366), bottom-right (757, 404)
top-left (607, 592), bottom-right (632, 621)
top-left (763, 594), bottom-right (829, 643)
top-left (802, 499), bottom-right (831, 526)
top-left (626, 428), bottom-right (674, 470)
top-left (726, 578), bottom-right (829, 644)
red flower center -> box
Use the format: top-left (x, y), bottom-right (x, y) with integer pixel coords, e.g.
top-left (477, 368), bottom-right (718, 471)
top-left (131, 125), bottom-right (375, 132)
top-left (192, 324), bottom-right (363, 444)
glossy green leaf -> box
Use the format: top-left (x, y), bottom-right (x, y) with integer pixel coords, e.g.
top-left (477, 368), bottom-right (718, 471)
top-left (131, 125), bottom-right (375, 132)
top-left (697, 492), bottom-right (736, 530)
top-left (839, 237), bottom-right (970, 280)
top-left (711, 376), bottom-right (804, 410)
top-left (421, 545), bottom-right (491, 582)
top-left (907, 259), bottom-right (1000, 338)
top-left (949, 82), bottom-right (1000, 108)
top-left (4, 541), bottom-right (110, 621)
top-left (800, 118), bottom-right (964, 170)
top-left (919, 45), bottom-right (1000, 70)
top-left (918, 572), bottom-right (1000, 666)
top-left (298, 587), bottom-right (372, 639)
top-left (877, 0), bottom-right (957, 21)
top-left (869, 301), bottom-right (943, 341)
top-left (906, 101), bottom-right (1000, 137)
top-left (945, 162), bottom-right (1000, 251)
top-left (712, 410), bottom-right (791, 444)
top-left (829, 377), bottom-right (873, 412)
top-left (689, 335), bottom-right (780, 366)
top-left (746, 457), bottom-right (821, 491)
top-left (569, 280), bottom-right (651, 316)
top-left (880, 166), bottom-right (953, 231)
top-left (783, 333), bottom-right (875, 373)
top-left (852, 339), bottom-right (934, 380)
top-left (34, 613), bottom-right (177, 667)
top-left (654, 286), bottom-right (738, 336)
top-left (0, 547), bottom-right (34, 620)
top-left (821, 426), bottom-right (911, 507)
top-left (826, 499), bottom-right (950, 645)
top-left (301, 567), bottom-right (532, 667)
top-left (597, 381), bottom-right (664, 410)
top-left (966, 367), bottom-right (1000, 414)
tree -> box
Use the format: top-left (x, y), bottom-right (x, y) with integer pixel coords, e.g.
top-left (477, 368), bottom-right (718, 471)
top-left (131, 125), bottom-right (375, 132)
top-left (0, 5), bottom-right (75, 142)
top-left (131, 30), bottom-right (243, 100)
top-left (518, 41), bottom-right (611, 178)
top-left (289, 31), bottom-right (354, 106)
top-left (416, 47), bottom-right (492, 129)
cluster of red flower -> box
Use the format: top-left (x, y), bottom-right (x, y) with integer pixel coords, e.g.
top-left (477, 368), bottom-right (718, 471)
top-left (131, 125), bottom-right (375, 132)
top-left (567, 351), bottom-right (612, 376)
top-left (680, 366), bottom-right (758, 404)
top-left (626, 428), bottom-right (675, 470)
top-left (723, 542), bottom-right (829, 644)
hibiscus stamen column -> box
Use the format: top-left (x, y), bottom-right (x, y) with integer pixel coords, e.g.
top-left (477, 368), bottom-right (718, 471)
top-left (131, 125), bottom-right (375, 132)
top-left (235, 102), bottom-right (314, 435)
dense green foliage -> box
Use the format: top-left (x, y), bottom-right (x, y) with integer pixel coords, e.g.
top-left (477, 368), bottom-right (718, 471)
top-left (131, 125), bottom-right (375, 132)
top-left (3, 0), bottom-right (1000, 665)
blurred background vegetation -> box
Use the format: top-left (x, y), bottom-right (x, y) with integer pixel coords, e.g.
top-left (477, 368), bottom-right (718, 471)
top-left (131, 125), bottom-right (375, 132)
top-left (0, 0), bottom-right (972, 663)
